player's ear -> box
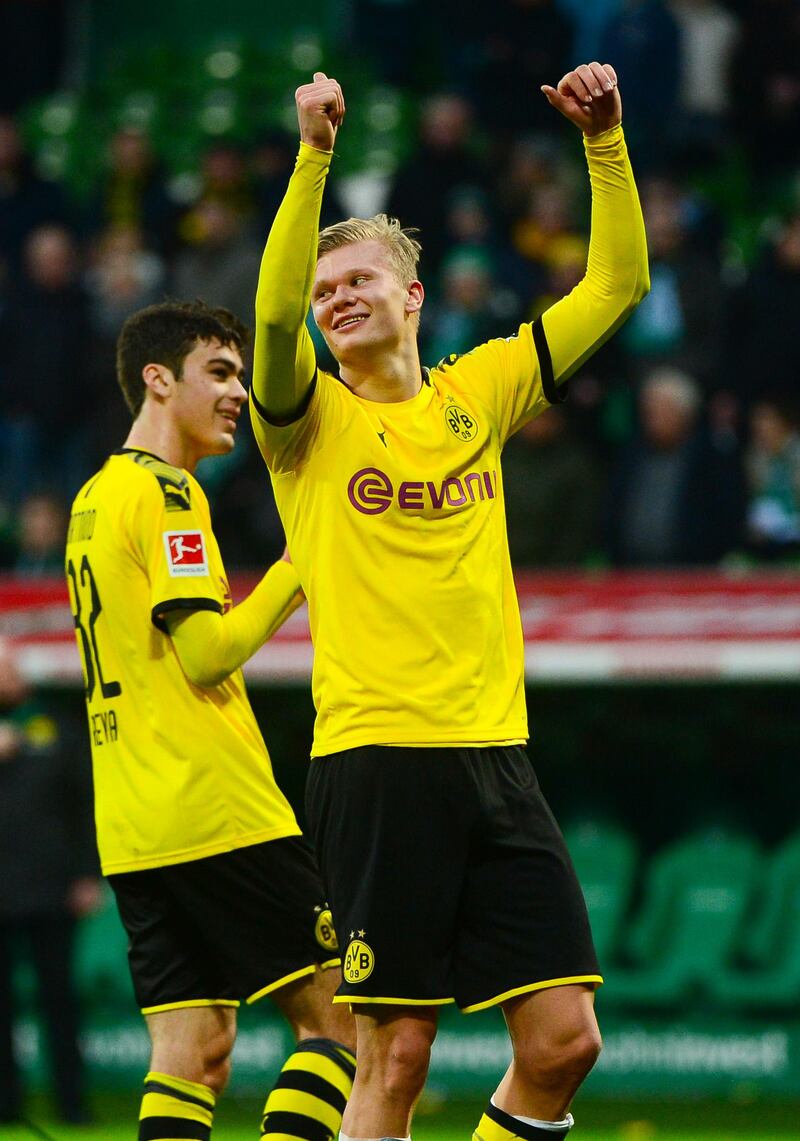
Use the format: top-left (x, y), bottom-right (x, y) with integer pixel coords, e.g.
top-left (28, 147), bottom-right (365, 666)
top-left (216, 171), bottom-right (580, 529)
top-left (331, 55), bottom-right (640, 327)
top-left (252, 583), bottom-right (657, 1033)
top-left (405, 280), bottom-right (424, 317)
top-left (142, 362), bottom-right (175, 399)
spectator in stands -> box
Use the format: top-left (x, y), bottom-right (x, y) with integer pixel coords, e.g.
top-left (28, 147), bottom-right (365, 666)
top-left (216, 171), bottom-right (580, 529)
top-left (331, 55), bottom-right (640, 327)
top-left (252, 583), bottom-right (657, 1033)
top-left (84, 127), bottom-right (176, 255)
top-left (85, 225), bottom-right (165, 341)
top-left (727, 212), bottom-right (800, 408)
top-left (0, 114), bottom-right (67, 274)
top-left (503, 406), bottom-right (601, 566)
top-left (600, 0), bottom-right (681, 169)
top-left (619, 177), bottom-right (724, 389)
top-left (608, 366), bottom-right (743, 565)
top-left (12, 492), bottom-right (68, 577)
top-left (0, 224), bottom-right (92, 505)
top-left (745, 397), bottom-right (800, 559)
top-left (449, 0), bottom-right (574, 140)
top-left (670, 0), bottom-right (740, 167)
top-left (0, 638), bottom-right (100, 1125)
top-left (731, 0), bottom-right (800, 175)
top-left (423, 248), bottom-right (521, 364)
top-left (386, 91), bottom-right (489, 278)
top-left (557, 0), bottom-right (621, 62)
top-left (171, 198), bottom-right (261, 325)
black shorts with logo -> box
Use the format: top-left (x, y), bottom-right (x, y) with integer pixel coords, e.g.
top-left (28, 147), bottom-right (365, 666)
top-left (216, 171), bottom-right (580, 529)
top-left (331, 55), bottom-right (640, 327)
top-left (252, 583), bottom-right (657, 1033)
top-left (306, 745), bottom-right (600, 1012)
top-left (108, 836), bottom-right (340, 1013)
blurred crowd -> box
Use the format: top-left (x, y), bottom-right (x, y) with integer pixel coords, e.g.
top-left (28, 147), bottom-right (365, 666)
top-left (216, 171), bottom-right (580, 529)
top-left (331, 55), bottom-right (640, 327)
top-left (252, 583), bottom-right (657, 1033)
top-left (1, 0), bottom-right (800, 572)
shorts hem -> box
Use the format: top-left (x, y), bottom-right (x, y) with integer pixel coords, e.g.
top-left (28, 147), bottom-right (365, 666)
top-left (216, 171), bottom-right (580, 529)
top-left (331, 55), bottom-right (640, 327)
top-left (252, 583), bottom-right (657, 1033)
top-left (141, 998), bottom-right (240, 1015)
top-left (245, 963), bottom-right (318, 1004)
top-left (461, 974), bottom-right (604, 1013)
top-left (334, 994), bottom-right (455, 1006)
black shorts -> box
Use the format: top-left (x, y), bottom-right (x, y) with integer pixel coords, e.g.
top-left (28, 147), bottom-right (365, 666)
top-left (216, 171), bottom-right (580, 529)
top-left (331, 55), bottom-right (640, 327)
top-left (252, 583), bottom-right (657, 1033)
top-left (306, 745), bottom-right (600, 1012)
top-left (108, 836), bottom-right (340, 1014)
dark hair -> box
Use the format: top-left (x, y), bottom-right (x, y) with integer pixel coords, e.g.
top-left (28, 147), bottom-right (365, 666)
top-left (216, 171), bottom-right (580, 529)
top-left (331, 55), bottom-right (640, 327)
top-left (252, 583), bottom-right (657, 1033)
top-left (116, 299), bottom-right (249, 417)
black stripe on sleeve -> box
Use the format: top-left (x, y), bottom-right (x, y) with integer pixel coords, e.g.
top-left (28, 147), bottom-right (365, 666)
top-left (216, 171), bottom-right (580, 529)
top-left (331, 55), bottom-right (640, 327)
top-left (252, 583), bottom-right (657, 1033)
top-left (250, 370), bottom-right (318, 426)
top-left (532, 316), bottom-right (567, 405)
top-left (151, 597), bottom-right (223, 633)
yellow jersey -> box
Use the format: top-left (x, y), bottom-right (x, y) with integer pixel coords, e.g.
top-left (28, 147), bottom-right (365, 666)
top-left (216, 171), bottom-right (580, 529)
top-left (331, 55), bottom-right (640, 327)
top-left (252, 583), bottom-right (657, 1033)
top-left (252, 126), bottom-right (649, 758)
top-left (66, 448), bottom-right (299, 874)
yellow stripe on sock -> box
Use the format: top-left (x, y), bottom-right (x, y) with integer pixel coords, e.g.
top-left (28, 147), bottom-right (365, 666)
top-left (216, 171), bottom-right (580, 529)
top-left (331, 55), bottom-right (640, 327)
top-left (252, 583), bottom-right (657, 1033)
top-left (140, 1092), bottom-right (214, 1126)
top-left (278, 1051), bottom-right (354, 1099)
top-left (262, 1087), bottom-right (343, 1134)
top-left (144, 1072), bottom-right (216, 1109)
top-left (474, 1112), bottom-right (516, 1141)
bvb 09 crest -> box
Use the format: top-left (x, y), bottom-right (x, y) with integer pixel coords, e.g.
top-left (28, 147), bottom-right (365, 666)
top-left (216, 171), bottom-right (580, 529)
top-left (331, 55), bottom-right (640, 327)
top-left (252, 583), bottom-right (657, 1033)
top-left (343, 937), bottom-right (375, 983)
top-left (314, 907), bottom-right (339, 953)
top-left (444, 403), bottom-right (478, 442)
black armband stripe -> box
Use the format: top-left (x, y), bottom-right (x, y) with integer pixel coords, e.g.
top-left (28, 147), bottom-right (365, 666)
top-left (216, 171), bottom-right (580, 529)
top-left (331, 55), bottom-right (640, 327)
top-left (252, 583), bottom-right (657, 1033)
top-left (532, 316), bottom-right (567, 404)
top-left (151, 597), bottom-right (222, 633)
top-left (250, 371), bottom-right (318, 426)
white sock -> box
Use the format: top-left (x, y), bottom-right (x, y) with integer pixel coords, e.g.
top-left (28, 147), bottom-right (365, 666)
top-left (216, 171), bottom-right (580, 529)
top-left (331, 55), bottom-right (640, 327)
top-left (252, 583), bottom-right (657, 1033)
top-left (490, 1097), bottom-right (574, 1132)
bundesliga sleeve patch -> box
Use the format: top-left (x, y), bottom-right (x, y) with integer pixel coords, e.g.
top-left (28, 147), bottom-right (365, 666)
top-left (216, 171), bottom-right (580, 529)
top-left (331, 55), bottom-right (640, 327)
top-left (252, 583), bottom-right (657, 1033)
top-left (163, 530), bottom-right (209, 577)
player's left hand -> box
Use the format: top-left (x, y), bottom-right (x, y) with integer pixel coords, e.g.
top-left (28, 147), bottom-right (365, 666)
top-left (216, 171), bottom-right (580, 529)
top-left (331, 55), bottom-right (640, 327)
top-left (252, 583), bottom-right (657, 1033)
top-left (541, 62), bottom-right (621, 137)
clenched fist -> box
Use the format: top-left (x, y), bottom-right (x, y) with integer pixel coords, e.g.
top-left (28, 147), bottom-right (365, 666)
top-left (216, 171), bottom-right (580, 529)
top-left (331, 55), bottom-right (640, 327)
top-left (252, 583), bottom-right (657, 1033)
top-left (296, 71), bottom-right (346, 152)
top-left (542, 63), bottom-right (621, 137)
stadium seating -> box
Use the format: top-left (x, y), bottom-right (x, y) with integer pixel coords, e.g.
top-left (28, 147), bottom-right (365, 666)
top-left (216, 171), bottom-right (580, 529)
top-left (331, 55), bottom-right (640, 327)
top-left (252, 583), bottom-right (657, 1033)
top-left (562, 816), bottom-right (639, 962)
top-left (708, 829), bottom-right (800, 1009)
top-left (74, 883), bottom-right (134, 1010)
top-left (600, 826), bottom-right (761, 1008)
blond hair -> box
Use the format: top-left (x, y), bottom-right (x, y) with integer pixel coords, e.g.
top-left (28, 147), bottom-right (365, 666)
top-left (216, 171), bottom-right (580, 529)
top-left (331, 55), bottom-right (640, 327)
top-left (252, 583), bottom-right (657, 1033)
top-left (317, 214), bottom-right (422, 286)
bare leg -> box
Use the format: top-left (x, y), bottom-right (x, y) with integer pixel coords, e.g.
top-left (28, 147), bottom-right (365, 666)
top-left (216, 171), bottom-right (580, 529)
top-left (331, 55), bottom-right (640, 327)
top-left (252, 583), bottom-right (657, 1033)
top-left (493, 985), bottom-right (601, 1121)
top-left (342, 1005), bottom-right (439, 1138)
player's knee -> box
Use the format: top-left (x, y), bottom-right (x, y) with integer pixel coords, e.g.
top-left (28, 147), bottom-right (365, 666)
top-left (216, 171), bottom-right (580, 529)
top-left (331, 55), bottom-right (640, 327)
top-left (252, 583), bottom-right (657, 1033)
top-left (361, 1022), bottom-right (435, 1104)
top-left (517, 1023), bottom-right (602, 1090)
top-left (200, 1025), bottom-right (236, 1095)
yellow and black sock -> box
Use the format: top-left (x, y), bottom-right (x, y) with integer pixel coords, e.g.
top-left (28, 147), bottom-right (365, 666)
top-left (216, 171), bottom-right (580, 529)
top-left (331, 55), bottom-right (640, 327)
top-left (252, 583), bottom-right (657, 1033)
top-left (138, 1070), bottom-right (216, 1140)
top-left (260, 1037), bottom-right (356, 1141)
top-left (473, 1100), bottom-right (574, 1140)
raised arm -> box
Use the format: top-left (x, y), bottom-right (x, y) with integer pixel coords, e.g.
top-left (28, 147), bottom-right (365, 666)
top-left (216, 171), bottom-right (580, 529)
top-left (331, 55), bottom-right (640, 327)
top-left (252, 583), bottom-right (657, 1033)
top-left (538, 63), bottom-right (650, 385)
top-left (251, 73), bottom-right (345, 422)
top-left (167, 554), bottom-right (304, 688)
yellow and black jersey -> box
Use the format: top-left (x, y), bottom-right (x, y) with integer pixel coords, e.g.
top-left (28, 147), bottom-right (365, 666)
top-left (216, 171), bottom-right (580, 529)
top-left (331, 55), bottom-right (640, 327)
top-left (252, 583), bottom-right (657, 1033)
top-left (251, 333), bottom-right (549, 756)
top-left (66, 449), bottom-right (299, 875)
top-left (252, 126), bottom-right (648, 758)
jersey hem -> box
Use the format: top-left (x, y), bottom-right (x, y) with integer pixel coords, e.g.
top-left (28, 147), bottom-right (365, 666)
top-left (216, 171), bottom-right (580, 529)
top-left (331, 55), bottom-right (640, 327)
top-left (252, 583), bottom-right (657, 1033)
top-left (460, 974), bottom-right (604, 1014)
top-left (311, 731), bottom-right (528, 758)
top-left (100, 823), bottom-right (302, 876)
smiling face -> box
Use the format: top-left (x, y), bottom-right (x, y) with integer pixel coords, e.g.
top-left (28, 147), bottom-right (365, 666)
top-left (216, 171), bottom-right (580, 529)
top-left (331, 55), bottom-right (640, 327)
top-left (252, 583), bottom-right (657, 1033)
top-left (311, 240), bottom-right (423, 365)
top-left (167, 338), bottom-right (247, 461)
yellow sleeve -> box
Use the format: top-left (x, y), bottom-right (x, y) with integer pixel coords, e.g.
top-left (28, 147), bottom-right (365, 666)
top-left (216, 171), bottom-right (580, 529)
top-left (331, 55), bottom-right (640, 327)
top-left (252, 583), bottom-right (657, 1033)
top-left (538, 123), bottom-right (650, 388)
top-left (167, 559), bottom-right (304, 688)
top-left (251, 143), bottom-right (333, 422)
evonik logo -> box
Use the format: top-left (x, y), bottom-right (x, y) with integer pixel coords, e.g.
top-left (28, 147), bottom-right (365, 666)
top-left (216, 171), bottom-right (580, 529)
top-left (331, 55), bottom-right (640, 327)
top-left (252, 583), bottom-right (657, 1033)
top-left (347, 467), bottom-right (497, 516)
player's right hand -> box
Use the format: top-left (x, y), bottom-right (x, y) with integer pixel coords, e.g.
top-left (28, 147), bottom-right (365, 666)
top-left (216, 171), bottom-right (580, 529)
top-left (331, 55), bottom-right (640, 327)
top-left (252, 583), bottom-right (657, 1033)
top-left (296, 71), bottom-right (345, 152)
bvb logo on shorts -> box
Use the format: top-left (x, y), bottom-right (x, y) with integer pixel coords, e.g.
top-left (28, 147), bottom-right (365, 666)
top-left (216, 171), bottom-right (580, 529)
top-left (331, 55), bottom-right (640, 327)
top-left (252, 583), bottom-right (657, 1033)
top-left (444, 404), bottom-right (478, 442)
top-left (314, 907), bottom-right (339, 953)
top-left (343, 936), bottom-right (375, 983)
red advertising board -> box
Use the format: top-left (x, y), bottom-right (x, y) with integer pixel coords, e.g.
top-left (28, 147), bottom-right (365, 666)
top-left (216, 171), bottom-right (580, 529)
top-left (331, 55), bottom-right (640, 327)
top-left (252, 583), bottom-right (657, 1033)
top-left (3, 571), bottom-right (799, 684)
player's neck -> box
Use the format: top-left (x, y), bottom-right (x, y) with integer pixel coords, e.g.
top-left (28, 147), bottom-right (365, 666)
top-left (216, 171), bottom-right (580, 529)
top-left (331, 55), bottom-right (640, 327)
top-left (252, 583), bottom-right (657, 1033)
top-left (339, 341), bottom-right (422, 403)
top-left (124, 415), bottom-right (199, 474)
